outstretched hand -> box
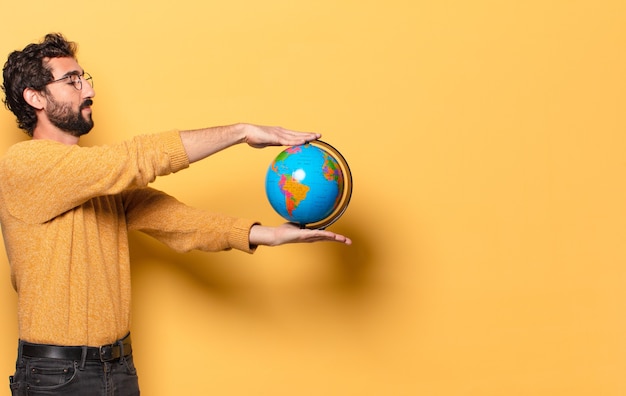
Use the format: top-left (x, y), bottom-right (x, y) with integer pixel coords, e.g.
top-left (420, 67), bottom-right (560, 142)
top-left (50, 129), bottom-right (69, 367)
top-left (249, 223), bottom-right (352, 247)
top-left (242, 124), bottom-right (321, 149)
top-left (181, 123), bottom-right (321, 164)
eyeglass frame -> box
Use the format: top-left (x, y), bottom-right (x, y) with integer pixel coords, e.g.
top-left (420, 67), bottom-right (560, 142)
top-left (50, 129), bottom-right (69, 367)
top-left (46, 72), bottom-right (93, 91)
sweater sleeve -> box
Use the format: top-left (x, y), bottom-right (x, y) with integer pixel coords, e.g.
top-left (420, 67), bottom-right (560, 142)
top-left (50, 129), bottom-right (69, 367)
top-left (123, 187), bottom-right (258, 254)
top-left (0, 131), bottom-right (189, 224)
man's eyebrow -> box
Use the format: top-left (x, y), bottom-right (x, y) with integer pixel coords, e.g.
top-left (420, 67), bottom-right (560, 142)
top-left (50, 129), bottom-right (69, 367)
top-left (57, 70), bottom-right (83, 78)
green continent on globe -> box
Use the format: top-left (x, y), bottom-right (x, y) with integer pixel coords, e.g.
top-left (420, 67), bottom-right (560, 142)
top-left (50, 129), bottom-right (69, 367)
top-left (270, 146), bottom-right (301, 172)
top-left (279, 174), bottom-right (310, 216)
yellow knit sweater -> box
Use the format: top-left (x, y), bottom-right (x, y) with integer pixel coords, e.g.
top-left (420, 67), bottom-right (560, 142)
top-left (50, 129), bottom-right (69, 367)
top-left (0, 130), bottom-right (256, 346)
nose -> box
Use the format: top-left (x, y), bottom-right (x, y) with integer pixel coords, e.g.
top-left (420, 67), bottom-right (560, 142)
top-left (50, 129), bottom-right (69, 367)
top-left (82, 78), bottom-right (95, 98)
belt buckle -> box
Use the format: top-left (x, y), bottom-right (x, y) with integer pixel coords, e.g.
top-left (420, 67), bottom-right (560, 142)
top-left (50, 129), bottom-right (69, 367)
top-left (99, 344), bottom-right (113, 362)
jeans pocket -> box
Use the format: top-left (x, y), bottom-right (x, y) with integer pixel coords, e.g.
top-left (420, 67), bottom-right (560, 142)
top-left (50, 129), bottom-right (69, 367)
top-left (122, 355), bottom-right (138, 376)
top-left (25, 359), bottom-right (77, 390)
top-left (9, 379), bottom-right (21, 396)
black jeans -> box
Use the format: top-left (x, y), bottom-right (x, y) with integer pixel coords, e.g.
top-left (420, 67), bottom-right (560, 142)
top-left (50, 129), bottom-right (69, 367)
top-left (9, 339), bottom-right (140, 396)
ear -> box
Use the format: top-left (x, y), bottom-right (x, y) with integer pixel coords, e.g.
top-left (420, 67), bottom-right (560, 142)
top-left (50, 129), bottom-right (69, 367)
top-left (23, 88), bottom-right (45, 110)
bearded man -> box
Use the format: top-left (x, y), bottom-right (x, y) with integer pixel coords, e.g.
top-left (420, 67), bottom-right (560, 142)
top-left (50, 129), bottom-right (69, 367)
top-left (0, 33), bottom-right (350, 396)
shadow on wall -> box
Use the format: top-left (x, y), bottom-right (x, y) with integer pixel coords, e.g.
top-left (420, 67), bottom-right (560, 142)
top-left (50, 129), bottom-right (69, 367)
top-left (127, 213), bottom-right (378, 315)
top-left (128, 231), bottom-right (258, 304)
top-left (309, 221), bottom-right (378, 298)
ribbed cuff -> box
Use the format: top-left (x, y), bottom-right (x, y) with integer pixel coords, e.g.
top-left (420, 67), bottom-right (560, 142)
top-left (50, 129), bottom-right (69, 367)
top-left (162, 130), bottom-right (190, 172)
top-left (229, 218), bottom-right (260, 253)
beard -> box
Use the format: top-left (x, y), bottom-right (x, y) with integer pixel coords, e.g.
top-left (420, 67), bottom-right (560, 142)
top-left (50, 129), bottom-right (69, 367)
top-left (46, 97), bottom-right (94, 137)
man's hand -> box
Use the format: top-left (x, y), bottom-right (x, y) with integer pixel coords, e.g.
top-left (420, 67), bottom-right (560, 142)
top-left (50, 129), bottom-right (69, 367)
top-left (180, 123), bottom-right (321, 163)
top-left (249, 223), bottom-right (352, 247)
top-left (242, 124), bottom-right (320, 148)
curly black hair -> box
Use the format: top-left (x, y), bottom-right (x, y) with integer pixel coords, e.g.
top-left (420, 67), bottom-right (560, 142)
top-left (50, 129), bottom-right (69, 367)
top-left (2, 33), bottom-right (78, 136)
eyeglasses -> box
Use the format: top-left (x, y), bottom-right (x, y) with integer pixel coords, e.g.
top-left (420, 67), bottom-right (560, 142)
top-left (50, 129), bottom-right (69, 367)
top-left (47, 72), bottom-right (93, 91)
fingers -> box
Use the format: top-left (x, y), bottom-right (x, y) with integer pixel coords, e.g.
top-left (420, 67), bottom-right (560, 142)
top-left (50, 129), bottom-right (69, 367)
top-left (277, 128), bottom-right (321, 146)
top-left (333, 233), bottom-right (352, 245)
top-left (244, 124), bottom-right (321, 148)
top-left (250, 224), bottom-right (351, 246)
top-left (325, 232), bottom-right (352, 245)
top-left (268, 127), bottom-right (320, 147)
top-left (297, 228), bottom-right (352, 245)
top-left (260, 223), bottom-right (352, 246)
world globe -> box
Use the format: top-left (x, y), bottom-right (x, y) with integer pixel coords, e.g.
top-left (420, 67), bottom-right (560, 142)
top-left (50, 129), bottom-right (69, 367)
top-left (265, 140), bottom-right (353, 229)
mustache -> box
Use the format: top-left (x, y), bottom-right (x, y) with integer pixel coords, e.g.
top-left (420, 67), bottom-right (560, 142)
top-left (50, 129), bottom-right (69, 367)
top-left (80, 99), bottom-right (93, 109)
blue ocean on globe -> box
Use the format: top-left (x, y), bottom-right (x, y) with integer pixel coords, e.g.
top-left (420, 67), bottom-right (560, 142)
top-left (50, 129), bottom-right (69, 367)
top-left (265, 143), bottom-right (344, 226)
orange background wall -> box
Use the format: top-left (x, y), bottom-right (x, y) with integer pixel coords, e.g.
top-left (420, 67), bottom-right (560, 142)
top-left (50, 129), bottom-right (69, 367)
top-left (1, 1), bottom-right (625, 395)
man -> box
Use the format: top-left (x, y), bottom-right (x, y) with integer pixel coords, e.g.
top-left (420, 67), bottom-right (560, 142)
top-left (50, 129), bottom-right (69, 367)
top-left (0, 33), bottom-right (351, 396)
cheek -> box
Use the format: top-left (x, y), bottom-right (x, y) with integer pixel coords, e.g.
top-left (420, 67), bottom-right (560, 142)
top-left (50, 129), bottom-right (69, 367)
top-left (48, 89), bottom-right (80, 105)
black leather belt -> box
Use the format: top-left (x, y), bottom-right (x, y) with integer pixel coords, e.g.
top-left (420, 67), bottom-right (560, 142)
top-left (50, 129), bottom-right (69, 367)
top-left (21, 334), bottom-right (132, 362)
